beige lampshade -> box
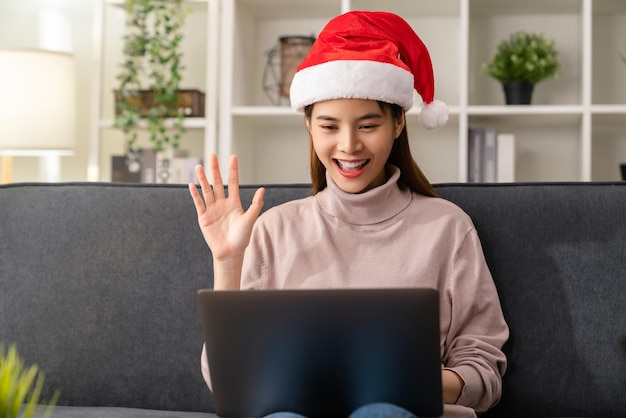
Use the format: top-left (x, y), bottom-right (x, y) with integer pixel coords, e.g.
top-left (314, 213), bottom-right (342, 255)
top-left (0, 49), bottom-right (75, 155)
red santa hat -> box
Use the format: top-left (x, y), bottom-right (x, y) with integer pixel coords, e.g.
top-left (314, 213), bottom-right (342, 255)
top-left (289, 11), bottom-right (448, 130)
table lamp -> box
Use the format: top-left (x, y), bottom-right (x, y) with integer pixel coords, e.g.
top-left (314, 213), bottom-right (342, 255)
top-left (0, 49), bottom-right (75, 183)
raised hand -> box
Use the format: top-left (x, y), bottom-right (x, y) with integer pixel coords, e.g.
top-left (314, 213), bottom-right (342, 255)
top-left (188, 154), bottom-right (264, 289)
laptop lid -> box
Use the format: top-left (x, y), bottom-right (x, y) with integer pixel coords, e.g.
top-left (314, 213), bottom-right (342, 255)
top-left (197, 288), bottom-right (443, 418)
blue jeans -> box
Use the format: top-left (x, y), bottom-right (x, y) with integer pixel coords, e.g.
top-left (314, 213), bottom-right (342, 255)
top-left (263, 402), bottom-right (418, 418)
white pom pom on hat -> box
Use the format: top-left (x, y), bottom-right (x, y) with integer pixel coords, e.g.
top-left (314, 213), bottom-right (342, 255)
top-left (289, 10), bottom-right (448, 130)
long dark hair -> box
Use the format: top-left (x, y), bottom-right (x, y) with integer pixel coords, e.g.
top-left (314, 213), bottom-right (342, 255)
top-left (304, 101), bottom-right (438, 197)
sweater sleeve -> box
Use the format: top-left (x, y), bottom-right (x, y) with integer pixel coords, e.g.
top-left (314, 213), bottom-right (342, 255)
top-left (442, 228), bottom-right (509, 413)
top-left (200, 343), bottom-right (213, 391)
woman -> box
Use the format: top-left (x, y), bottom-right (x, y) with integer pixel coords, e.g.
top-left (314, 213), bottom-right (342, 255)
top-left (189, 10), bottom-right (508, 418)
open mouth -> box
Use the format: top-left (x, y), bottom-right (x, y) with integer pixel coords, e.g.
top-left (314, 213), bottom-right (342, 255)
top-left (334, 159), bottom-right (369, 175)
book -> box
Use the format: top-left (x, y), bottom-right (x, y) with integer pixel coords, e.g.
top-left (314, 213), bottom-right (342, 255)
top-left (496, 133), bottom-right (516, 183)
top-left (467, 128), bottom-right (484, 183)
top-left (468, 127), bottom-right (501, 183)
top-left (483, 128), bottom-right (498, 183)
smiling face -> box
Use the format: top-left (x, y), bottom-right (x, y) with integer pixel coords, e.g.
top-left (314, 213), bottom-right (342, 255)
top-left (307, 99), bottom-right (405, 194)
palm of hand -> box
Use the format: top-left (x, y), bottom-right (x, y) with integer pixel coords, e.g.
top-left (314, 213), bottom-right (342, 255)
top-left (196, 194), bottom-right (255, 260)
top-left (189, 154), bottom-right (265, 261)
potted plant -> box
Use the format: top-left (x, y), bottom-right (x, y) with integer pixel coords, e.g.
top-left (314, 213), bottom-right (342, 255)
top-left (482, 31), bottom-right (562, 105)
top-left (0, 344), bottom-right (59, 418)
top-left (114, 0), bottom-right (191, 153)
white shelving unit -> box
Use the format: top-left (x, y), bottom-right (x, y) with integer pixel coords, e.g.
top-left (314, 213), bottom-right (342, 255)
top-left (91, 0), bottom-right (626, 183)
top-left (218, 0), bottom-right (626, 184)
top-left (89, 0), bottom-right (219, 182)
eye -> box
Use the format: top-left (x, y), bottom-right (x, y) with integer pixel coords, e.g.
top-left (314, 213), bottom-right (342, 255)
top-left (319, 124), bottom-right (338, 131)
top-left (359, 123), bottom-right (379, 131)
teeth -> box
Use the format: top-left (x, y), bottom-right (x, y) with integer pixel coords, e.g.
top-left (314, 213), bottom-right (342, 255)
top-left (337, 160), bottom-right (367, 169)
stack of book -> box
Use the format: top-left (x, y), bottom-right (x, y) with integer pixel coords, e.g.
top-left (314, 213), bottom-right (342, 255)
top-left (112, 149), bottom-right (203, 184)
top-left (467, 127), bottom-right (516, 183)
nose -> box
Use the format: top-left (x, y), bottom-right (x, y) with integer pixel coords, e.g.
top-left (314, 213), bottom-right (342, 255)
top-left (336, 128), bottom-right (361, 154)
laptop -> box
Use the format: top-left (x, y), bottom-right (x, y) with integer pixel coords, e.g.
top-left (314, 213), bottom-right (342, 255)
top-left (197, 288), bottom-right (443, 418)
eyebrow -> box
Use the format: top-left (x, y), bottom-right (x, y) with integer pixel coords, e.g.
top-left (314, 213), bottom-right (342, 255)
top-left (315, 113), bottom-right (383, 121)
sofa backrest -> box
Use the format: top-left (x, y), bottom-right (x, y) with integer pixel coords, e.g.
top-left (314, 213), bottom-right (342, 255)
top-left (0, 182), bottom-right (310, 412)
top-left (1, 181), bottom-right (625, 416)
top-left (436, 182), bottom-right (626, 417)
top-left (0, 183), bottom-right (210, 411)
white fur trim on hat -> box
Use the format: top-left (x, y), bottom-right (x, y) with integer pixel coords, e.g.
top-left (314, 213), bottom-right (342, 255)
top-left (419, 99), bottom-right (449, 130)
top-left (290, 60), bottom-right (414, 112)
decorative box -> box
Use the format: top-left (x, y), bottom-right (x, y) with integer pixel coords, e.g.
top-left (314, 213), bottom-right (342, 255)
top-left (114, 89), bottom-right (205, 117)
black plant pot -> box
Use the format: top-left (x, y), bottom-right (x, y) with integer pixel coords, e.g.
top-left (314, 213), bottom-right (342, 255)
top-left (502, 81), bottom-right (535, 105)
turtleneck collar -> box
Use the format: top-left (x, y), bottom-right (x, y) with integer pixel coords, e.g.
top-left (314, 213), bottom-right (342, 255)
top-left (315, 165), bottom-right (413, 225)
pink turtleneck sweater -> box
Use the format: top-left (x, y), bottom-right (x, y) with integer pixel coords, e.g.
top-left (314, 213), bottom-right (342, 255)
top-left (201, 166), bottom-right (508, 418)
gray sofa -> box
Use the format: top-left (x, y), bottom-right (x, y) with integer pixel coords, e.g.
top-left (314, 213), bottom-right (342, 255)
top-left (1, 181), bottom-right (625, 418)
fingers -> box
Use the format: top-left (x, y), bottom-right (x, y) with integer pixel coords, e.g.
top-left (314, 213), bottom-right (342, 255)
top-left (189, 163), bottom-right (210, 213)
top-left (226, 155), bottom-right (240, 203)
top-left (190, 154), bottom-right (241, 205)
top-left (245, 187), bottom-right (265, 221)
top-left (224, 156), bottom-right (264, 221)
top-left (208, 154), bottom-right (226, 200)
top-left (194, 162), bottom-right (215, 206)
top-left (188, 182), bottom-right (205, 215)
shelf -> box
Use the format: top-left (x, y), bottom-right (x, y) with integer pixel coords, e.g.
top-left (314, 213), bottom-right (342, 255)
top-left (350, 0), bottom-right (460, 16)
top-left (232, 108), bottom-right (305, 130)
top-left (470, 0), bottom-right (583, 16)
top-left (99, 118), bottom-right (208, 129)
top-left (232, 106), bottom-right (299, 117)
top-left (468, 105), bottom-right (584, 126)
top-left (591, 108), bottom-right (626, 129)
top-left (232, 105), bottom-right (464, 118)
top-left (468, 105), bottom-right (584, 115)
top-left (235, 0), bottom-right (340, 19)
top-left (591, 104), bottom-right (626, 115)
top-left (106, 0), bottom-right (209, 12)
top-left (228, 106), bottom-right (464, 136)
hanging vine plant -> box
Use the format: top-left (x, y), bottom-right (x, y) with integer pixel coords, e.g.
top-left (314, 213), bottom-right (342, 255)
top-left (114, 0), bottom-right (188, 153)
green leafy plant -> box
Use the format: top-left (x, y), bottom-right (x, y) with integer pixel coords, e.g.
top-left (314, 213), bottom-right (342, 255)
top-left (114, 0), bottom-right (189, 153)
top-left (0, 344), bottom-right (59, 418)
top-left (482, 31), bottom-right (562, 84)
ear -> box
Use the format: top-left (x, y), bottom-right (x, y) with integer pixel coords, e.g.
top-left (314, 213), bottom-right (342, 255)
top-left (394, 111), bottom-right (406, 138)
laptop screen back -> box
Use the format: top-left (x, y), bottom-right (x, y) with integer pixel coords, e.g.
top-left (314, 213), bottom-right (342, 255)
top-left (197, 288), bottom-right (443, 417)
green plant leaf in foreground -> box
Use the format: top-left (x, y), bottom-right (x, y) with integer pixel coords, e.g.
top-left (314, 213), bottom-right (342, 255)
top-left (0, 344), bottom-right (59, 418)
